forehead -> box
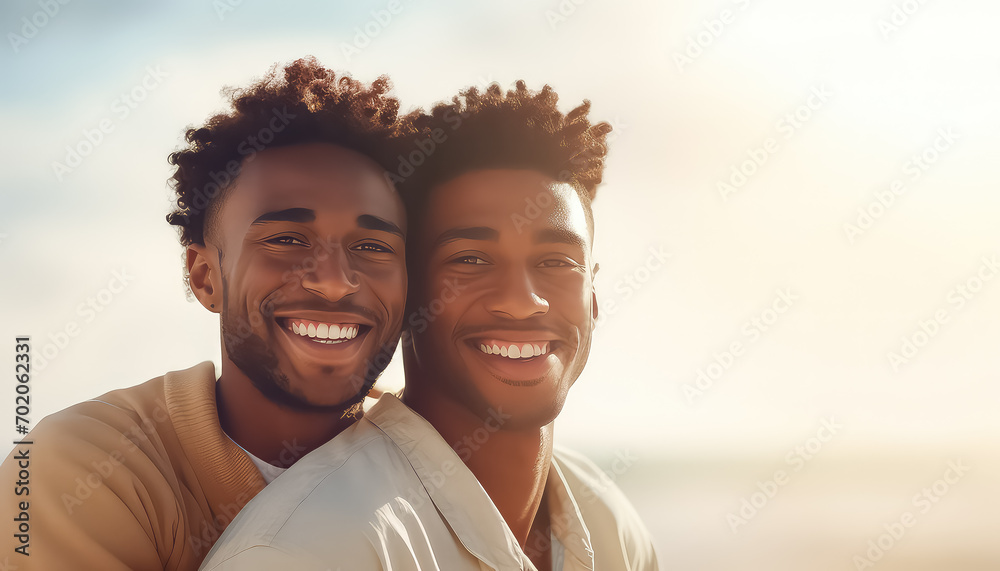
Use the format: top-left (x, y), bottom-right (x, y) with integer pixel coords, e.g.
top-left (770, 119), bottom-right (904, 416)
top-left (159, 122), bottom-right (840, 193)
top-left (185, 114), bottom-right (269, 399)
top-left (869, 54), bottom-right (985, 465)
top-left (422, 169), bottom-right (590, 244)
top-left (222, 143), bottom-right (403, 227)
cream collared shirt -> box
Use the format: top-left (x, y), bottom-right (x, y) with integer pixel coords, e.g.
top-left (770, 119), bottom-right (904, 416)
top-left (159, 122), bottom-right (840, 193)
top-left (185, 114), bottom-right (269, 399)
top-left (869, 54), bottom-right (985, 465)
top-left (199, 395), bottom-right (658, 571)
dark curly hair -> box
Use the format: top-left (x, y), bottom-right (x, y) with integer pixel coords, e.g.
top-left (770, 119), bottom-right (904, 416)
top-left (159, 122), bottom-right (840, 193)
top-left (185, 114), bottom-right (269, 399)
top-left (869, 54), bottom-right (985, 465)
top-left (166, 56), bottom-right (402, 248)
top-left (394, 80), bottom-right (613, 233)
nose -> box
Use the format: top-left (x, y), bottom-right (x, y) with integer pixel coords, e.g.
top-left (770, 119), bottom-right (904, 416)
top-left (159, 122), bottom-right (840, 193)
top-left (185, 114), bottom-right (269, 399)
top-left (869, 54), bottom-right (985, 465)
top-left (299, 246), bottom-right (360, 301)
top-left (484, 266), bottom-right (549, 320)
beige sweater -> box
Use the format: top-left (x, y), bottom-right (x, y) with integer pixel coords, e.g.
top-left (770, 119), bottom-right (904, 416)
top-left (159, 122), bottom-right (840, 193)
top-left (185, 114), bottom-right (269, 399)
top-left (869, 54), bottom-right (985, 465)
top-left (0, 362), bottom-right (265, 570)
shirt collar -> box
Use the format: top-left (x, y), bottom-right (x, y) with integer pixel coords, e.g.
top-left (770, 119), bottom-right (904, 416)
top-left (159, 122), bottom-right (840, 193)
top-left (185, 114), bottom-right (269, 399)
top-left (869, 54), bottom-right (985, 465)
top-left (221, 430), bottom-right (288, 484)
top-left (365, 394), bottom-right (595, 571)
top-left (163, 361), bottom-right (266, 508)
top-left (545, 460), bottom-right (596, 570)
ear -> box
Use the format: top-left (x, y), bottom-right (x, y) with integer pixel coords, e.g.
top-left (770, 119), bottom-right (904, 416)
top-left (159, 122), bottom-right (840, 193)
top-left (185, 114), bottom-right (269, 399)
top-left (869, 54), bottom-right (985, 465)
top-left (187, 243), bottom-right (222, 313)
top-left (591, 290), bottom-right (599, 328)
top-left (590, 262), bottom-right (600, 327)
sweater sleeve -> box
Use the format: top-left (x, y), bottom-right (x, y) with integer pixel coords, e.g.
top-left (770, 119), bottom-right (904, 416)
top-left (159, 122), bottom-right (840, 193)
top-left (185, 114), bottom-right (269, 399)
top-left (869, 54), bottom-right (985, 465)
top-left (0, 404), bottom-right (179, 571)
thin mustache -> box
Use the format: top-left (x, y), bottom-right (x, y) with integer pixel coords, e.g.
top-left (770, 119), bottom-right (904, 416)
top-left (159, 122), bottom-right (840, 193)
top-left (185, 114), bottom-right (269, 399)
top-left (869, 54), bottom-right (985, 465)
top-left (455, 322), bottom-right (565, 339)
top-left (263, 300), bottom-right (382, 325)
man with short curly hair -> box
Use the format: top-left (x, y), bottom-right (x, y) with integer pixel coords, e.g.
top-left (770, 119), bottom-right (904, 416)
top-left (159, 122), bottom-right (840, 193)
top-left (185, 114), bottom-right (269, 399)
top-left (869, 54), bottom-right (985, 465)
top-left (0, 57), bottom-right (409, 570)
top-left (200, 81), bottom-right (658, 571)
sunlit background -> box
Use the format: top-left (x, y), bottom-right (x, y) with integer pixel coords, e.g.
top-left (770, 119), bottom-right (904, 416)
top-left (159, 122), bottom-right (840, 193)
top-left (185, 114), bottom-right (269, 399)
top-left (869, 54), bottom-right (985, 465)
top-left (2, 0), bottom-right (999, 568)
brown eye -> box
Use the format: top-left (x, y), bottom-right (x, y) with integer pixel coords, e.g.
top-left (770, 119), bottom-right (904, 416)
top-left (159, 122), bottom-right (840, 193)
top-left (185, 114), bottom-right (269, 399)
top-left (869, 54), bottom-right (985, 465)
top-left (539, 258), bottom-right (579, 268)
top-left (354, 242), bottom-right (393, 253)
top-left (267, 236), bottom-right (308, 246)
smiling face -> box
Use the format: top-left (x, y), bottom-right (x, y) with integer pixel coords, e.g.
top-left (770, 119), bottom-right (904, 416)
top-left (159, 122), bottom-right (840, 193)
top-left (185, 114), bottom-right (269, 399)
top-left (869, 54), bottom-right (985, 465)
top-left (206, 143), bottom-right (406, 410)
top-left (404, 169), bottom-right (597, 428)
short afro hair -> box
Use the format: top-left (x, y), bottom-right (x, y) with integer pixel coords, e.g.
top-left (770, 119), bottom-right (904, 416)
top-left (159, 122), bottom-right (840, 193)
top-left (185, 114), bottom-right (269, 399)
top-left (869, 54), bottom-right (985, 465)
top-left (166, 56), bottom-right (402, 247)
top-left (394, 80), bottom-right (613, 230)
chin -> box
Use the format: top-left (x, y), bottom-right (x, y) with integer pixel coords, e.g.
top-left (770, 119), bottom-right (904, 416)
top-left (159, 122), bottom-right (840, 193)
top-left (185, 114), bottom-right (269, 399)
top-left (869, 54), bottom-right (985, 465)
top-left (501, 402), bottom-right (564, 431)
top-left (468, 377), bottom-right (569, 430)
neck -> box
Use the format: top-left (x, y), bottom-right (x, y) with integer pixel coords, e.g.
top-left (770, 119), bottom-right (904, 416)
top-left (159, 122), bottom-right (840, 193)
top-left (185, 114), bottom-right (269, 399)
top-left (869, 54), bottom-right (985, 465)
top-left (215, 356), bottom-right (357, 468)
top-left (403, 381), bottom-right (552, 546)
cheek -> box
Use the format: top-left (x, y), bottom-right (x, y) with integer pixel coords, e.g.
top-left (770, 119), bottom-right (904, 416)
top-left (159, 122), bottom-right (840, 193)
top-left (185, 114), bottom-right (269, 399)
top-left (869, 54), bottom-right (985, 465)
top-left (231, 260), bottom-right (297, 311)
top-left (417, 280), bottom-right (469, 336)
top-left (370, 264), bottom-right (408, 306)
top-left (543, 275), bottom-right (592, 314)
top-left (428, 272), bottom-right (481, 316)
top-left (240, 252), bottom-right (302, 289)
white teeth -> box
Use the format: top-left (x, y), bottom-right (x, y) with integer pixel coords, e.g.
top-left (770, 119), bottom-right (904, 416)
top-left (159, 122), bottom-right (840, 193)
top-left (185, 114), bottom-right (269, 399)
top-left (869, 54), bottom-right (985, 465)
top-left (288, 321), bottom-right (361, 341)
top-left (478, 341), bottom-right (550, 359)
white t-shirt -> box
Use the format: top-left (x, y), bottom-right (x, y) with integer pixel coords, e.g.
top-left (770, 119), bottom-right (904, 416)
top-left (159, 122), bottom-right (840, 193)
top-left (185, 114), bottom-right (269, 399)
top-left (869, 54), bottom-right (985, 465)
top-left (223, 433), bottom-right (287, 484)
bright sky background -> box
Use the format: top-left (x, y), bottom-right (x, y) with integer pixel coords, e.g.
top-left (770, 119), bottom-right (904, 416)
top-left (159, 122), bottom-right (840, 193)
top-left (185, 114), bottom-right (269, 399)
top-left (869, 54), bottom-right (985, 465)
top-left (3, 0), bottom-right (1000, 565)
top-left (2, 5), bottom-right (1000, 563)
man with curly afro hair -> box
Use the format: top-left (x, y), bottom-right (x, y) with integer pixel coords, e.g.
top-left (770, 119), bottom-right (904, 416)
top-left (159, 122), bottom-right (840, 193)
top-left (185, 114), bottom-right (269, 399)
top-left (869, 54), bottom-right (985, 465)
top-left (202, 81), bottom-right (659, 570)
top-left (0, 57), bottom-right (410, 570)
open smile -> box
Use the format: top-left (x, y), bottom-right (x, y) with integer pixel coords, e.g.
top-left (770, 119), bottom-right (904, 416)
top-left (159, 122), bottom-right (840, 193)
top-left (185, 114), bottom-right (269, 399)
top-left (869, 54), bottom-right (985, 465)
top-left (284, 318), bottom-right (366, 345)
top-left (464, 333), bottom-right (562, 384)
top-left (476, 339), bottom-right (551, 360)
top-left (273, 315), bottom-right (374, 364)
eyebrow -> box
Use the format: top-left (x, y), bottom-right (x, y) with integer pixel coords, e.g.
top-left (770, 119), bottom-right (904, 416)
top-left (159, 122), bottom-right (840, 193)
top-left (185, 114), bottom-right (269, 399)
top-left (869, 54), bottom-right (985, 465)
top-left (533, 227), bottom-right (588, 251)
top-left (358, 214), bottom-right (404, 238)
top-left (251, 208), bottom-right (315, 225)
top-left (250, 210), bottom-right (402, 237)
top-left (432, 226), bottom-right (499, 249)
